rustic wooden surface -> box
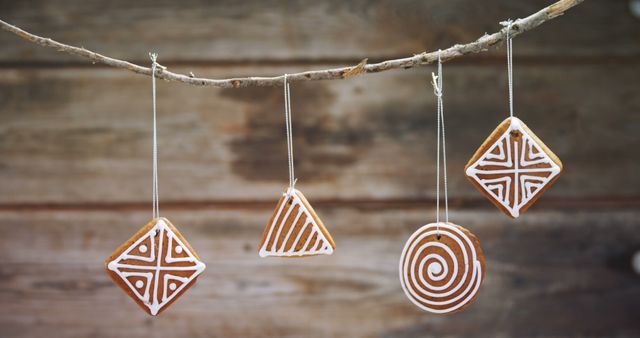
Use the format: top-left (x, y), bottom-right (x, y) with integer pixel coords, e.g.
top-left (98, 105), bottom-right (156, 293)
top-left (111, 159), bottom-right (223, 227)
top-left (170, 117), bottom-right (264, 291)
top-left (1, 209), bottom-right (639, 338)
top-left (0, 1), bottom-right (639, 337)
top-left (0, 63), bottom-right (638, 203)
top-left (0, 0), bottom-right (638, 63)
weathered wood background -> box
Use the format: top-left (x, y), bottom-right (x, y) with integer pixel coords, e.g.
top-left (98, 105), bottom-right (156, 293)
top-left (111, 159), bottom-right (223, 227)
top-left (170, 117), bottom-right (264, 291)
top-left (1, 1), bottom-right (639, 337)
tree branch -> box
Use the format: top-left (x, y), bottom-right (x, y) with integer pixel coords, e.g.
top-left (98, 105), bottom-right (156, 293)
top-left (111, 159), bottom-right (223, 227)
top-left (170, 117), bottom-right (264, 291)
top-left (0, 0), bottom-right (583, 88)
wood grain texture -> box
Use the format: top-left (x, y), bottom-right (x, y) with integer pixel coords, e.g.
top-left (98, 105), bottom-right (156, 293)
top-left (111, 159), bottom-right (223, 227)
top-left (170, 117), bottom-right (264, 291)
top-left (0, 63), bottom-right (638, 203)
top-left (0, 1), bottom-right (639, 337)
top-left (0, 0), bottom-right (637, 64)
top-left (0, 208), bottom-right (638, 338)
top-left (0, 0), bottom-right (587, 88)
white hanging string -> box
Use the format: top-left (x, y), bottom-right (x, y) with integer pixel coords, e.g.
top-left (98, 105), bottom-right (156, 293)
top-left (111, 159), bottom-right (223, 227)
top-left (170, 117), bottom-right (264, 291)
top-left (150, 53), bottom-right (160, 219)
top-left (283, 74), bottom-right (296, 191)
top-left (501, 20), bottom-right (515, 118)
top-left (431, 52), bottom-right (448, 236)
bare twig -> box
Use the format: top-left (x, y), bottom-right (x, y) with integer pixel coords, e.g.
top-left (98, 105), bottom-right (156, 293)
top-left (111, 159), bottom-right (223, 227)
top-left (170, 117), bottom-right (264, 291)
top-left (0, 0), bottom-right (583, 88)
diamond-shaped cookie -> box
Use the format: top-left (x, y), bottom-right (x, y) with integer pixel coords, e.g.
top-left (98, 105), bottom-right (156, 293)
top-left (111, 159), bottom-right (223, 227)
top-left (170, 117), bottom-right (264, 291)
top-left (259, 188), bottom-right (335, 257)
top-left (465, 117), bottom-right (563, 218)
top-left (105, 218), bottom-right (205, 316)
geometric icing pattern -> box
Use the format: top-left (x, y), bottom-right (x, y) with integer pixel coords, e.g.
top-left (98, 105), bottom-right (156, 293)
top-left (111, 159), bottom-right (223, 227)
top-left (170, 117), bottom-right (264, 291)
top-left (259, 188), bottom-right (335, 258)
top-left (465, 117), bottom-right (562, 218)
top-left (105, 218), bottom-right (205, 316)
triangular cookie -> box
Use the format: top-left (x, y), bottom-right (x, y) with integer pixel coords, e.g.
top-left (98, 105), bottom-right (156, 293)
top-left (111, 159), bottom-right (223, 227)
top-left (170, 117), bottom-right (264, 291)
top-left (259, 188), bottom-right (335, 257)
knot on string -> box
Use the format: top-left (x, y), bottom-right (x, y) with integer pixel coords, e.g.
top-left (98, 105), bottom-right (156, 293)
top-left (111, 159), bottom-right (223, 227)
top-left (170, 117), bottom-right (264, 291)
top-left (149, 52), bottom-right (158, 76)
top-left (430, 50), bottom-right (444, 98)
top-left (148, 52), bottom-right (166, 73)
top-left (500, 19), bottom-right (515, 36)
top-left (431, 72), bottom-right (443, 98)
top-left (285, 178), bottom-right (299, 199)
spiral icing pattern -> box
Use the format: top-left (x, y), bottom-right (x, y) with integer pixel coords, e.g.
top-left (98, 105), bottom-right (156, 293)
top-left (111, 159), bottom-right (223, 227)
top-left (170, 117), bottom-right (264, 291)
top-left (399, 222), bottom-right (485, 314)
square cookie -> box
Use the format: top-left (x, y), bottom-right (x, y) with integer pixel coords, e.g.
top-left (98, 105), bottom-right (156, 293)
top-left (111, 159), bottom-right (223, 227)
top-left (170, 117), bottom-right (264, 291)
top-left (105, 217), bottom-right (205, 315)
top-left (465, 117), bottom-right (563, 218)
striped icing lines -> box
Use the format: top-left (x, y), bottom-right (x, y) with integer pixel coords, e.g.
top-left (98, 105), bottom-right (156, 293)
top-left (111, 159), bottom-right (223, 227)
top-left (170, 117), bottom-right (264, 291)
top-left (259, 188), bottom-right (335, 258)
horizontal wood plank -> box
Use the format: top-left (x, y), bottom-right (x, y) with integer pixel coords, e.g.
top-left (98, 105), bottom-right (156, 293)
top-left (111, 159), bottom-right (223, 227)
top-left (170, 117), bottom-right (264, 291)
top-left (0, 64), bottom-right (639, 203)
top-left (0, 207), bottom-right (638, 337)
top-left (1, 2), bottom-right (638, 337)
top-left (0, 0), bottom-right (638, 64)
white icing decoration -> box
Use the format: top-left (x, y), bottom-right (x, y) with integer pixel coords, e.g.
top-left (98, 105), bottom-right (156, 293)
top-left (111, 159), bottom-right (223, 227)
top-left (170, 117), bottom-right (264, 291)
top-left (162, 274), bottom-right (188, 301)
top-left (122, 271), bottom-right (153, 301)
top-left (139, 245), bottom-right (147, 253)
top-left (465, 117), bottom-right (561, 218)
top-left (135, 280), bottom-right (144, 288)
top-left (399, 222), bottom-right (483, 314)
top-left (175, 246), bottom-right (183, 254)
top-left (107, 218), bottom-right (206, 315)
top-left (259, 188), bottom-right (333, 257)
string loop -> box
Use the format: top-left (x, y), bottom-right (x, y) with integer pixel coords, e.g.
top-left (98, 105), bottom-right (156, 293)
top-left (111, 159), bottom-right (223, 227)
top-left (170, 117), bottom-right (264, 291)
top-left (431, 52), bottom-right (448, 236)
top-left (283, 75), bottom-right (296, 192)
top-left (500, 20), bottom-right (515, 118)
top-left (150, 53), bottom-right (159, 219)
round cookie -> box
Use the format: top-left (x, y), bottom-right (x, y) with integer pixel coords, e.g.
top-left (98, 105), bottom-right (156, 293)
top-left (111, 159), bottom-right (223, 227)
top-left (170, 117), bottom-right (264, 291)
top-left (399, 222), bottom-right (485, 314)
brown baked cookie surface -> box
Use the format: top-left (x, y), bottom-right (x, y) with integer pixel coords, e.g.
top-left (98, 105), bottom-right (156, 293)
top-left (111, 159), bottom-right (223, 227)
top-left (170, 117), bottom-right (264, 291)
top-left (465, 117), bottom-right (563, 218)
top-left (105, 217), bottom-right (205, 316)
top-left (259, 188), bottom-right (335, 257)
top-left (399, 222), bottom-right (485, 314)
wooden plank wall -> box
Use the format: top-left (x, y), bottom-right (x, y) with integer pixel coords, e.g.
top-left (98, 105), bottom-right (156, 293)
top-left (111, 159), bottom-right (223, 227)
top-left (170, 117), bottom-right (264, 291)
top-left (0, 1), bottom-right (639, 337)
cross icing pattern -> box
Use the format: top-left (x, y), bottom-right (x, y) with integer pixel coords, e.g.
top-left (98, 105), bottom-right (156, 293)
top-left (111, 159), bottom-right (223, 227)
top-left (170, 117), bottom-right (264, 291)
top-left (107, 219), bottom-right (205, 315)
top-left (465, 118), bottom-right (561, 218)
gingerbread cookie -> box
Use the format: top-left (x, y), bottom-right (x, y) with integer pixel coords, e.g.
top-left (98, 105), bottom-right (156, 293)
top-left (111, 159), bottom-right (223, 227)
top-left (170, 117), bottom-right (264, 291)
top-left (105, 217), bottom-right (205, 316)
top-left (259, 188), bottom-right (335, 257)
top-left (465, 117), bottom-right (563, 218)
top-left (399, 222), bottom-right (485, 314)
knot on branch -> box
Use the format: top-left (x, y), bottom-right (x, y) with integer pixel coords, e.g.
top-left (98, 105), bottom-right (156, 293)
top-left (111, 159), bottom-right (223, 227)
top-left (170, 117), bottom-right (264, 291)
top-left (342, 58), bottom-right (368, 79)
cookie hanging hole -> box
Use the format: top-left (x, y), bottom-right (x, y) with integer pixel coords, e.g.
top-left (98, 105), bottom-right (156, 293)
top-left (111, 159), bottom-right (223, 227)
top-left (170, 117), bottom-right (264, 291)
top-left (510, 130), bottom-right (521, 139)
